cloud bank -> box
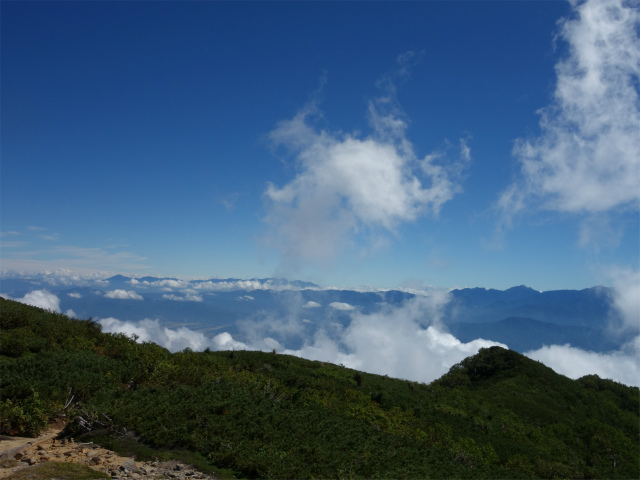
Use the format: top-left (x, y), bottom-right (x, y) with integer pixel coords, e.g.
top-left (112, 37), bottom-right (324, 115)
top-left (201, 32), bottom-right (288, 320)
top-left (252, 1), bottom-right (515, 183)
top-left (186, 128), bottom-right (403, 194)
top-left (499, 0), bottom-right (640, 226)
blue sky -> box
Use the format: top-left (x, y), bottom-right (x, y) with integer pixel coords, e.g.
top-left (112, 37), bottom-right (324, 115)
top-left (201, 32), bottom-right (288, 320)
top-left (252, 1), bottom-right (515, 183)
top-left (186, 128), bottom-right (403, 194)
top-left (1, 0), bottom-right (638, 291)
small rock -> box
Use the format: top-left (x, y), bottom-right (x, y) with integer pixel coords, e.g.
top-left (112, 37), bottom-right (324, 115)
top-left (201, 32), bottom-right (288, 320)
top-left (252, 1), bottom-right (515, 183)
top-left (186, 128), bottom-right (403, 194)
top-left (36, 444), bottom-right (45, 450)
top-left (121, 458), bottom-right (137, 471)
top-left (14, 452), bottom-right (24, 460)
top-left (28, 457), bottom-right (38, 465)
top-left (90, 455), bottom-right (104, 465)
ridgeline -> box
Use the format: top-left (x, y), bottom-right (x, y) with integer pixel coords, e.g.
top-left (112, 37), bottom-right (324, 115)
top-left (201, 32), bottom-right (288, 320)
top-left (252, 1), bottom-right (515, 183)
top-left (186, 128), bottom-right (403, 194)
top-left (1, 297), bottom-right (638, 479)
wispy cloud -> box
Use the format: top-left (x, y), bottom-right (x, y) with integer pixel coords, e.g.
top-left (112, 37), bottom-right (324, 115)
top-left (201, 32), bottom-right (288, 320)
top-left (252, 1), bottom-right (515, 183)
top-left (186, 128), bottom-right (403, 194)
top-left (1, 245), bottom-right (150, 274)
top-left (497, 0), bottom-right (639, 235)
top-left (0, 241), bottom-right (28, 248)
top-left (264, 53), bottom-right (470, 269)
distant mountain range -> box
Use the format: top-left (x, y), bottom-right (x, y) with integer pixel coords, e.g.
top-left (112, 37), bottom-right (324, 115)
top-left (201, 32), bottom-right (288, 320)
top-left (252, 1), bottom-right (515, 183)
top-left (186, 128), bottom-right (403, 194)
top-left (0, 274), bottom-right (620, 353)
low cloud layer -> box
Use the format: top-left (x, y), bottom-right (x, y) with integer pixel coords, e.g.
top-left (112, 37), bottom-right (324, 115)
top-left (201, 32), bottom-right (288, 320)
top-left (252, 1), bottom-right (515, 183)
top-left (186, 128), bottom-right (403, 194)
top-left (94, 293), bottom-right (507, 383)
top-left (3, 286), bottom-right (638, 387)
top-left (499, 0), bottom-right (639, 227)
top-left (98, 317), bottom-right (247, 352)
top-left (525, 266), bottom-right (640, 387)
top-left (104, 290), bottom-right (144, 300)
top-left (264, 54), bottom-right (470, 267)
top-left (0, 289), bottom-right (61, 313)
top-left (282, 295), bottom-right (507, 382)
top-left (525, 342), bottom-right (639, 387)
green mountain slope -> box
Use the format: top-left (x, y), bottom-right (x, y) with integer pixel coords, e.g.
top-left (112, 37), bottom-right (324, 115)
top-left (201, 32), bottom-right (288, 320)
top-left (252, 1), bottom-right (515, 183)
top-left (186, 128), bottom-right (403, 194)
top-left (1, 298), bottom-right (638, 479)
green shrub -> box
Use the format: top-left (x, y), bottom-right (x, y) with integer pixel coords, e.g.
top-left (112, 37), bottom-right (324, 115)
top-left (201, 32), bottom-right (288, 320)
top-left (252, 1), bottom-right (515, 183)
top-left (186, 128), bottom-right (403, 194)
top-left (0, 389), bottom-right (49, 436)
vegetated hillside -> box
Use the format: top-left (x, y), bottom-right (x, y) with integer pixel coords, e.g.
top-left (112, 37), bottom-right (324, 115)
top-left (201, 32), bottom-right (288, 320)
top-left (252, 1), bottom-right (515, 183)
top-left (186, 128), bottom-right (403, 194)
top-left (1, 298), bottom-right (638, 479)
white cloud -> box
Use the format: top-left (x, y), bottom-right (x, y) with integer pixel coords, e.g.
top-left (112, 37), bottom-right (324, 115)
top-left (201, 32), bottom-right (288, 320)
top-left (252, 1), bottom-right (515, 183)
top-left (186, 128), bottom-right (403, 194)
top-left (525, 266), bottom-right (640, 388)
top-left (104, 289), bottom-right (143, 300)
top-left (264, 57), bottom-right (469, 267)
top-left (65, 309), bottom-right (77, 318)
top-left (525, 342), bottom-right (640, 387)
top-left (126, 286), bottom-right (502, 384)
top-left (328, 302), bottom-right (356, 311)
top-left (210, 331), bottom-right (249, 351)
top-left (499, 0), bottom-right (639, 225)
top-left (162, 293), bottom-right (204, 302)
top-left (606, 266), bottom-right (640, 334)
top-left (303, 301), bottom-right (321, 308)
top-left (217, 291), bottom-right (504, 383)
top-left (192, 279), bottom-right (315, 292)
top-left (0, 289), bottom-right (61, 313)
top-left (98, 317), bottom-right (249, 353)
top-left (68, 292), bottom-right (82, 299)
top-left (281, 294), bottom-right (505, 382)
top-left (132, 278), bottom-right (189, 289)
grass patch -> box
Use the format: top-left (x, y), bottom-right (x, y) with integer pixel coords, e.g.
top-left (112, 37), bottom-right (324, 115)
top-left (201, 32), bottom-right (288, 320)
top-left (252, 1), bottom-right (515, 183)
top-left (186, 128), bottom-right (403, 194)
top-left (0, 458), bottom-right (19, 468)
top-left (8, 461), bottom-right (109, 479)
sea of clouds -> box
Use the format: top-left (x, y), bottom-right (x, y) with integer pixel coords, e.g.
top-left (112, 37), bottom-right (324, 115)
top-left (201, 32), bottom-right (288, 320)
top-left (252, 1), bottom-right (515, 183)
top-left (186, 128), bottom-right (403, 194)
top-left (3, 276), bottom-right (638, 387)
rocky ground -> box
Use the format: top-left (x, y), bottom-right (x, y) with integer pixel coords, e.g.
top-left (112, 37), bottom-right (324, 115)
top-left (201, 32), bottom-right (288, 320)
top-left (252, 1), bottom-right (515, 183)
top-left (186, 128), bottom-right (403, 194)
top-left (0, 425), bottom-right (219, 479)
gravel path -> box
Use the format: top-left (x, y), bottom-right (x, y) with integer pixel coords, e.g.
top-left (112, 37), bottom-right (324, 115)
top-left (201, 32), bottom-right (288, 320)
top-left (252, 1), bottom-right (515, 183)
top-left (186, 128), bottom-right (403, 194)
top-left (0, 427), bottom-right (219, 479)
